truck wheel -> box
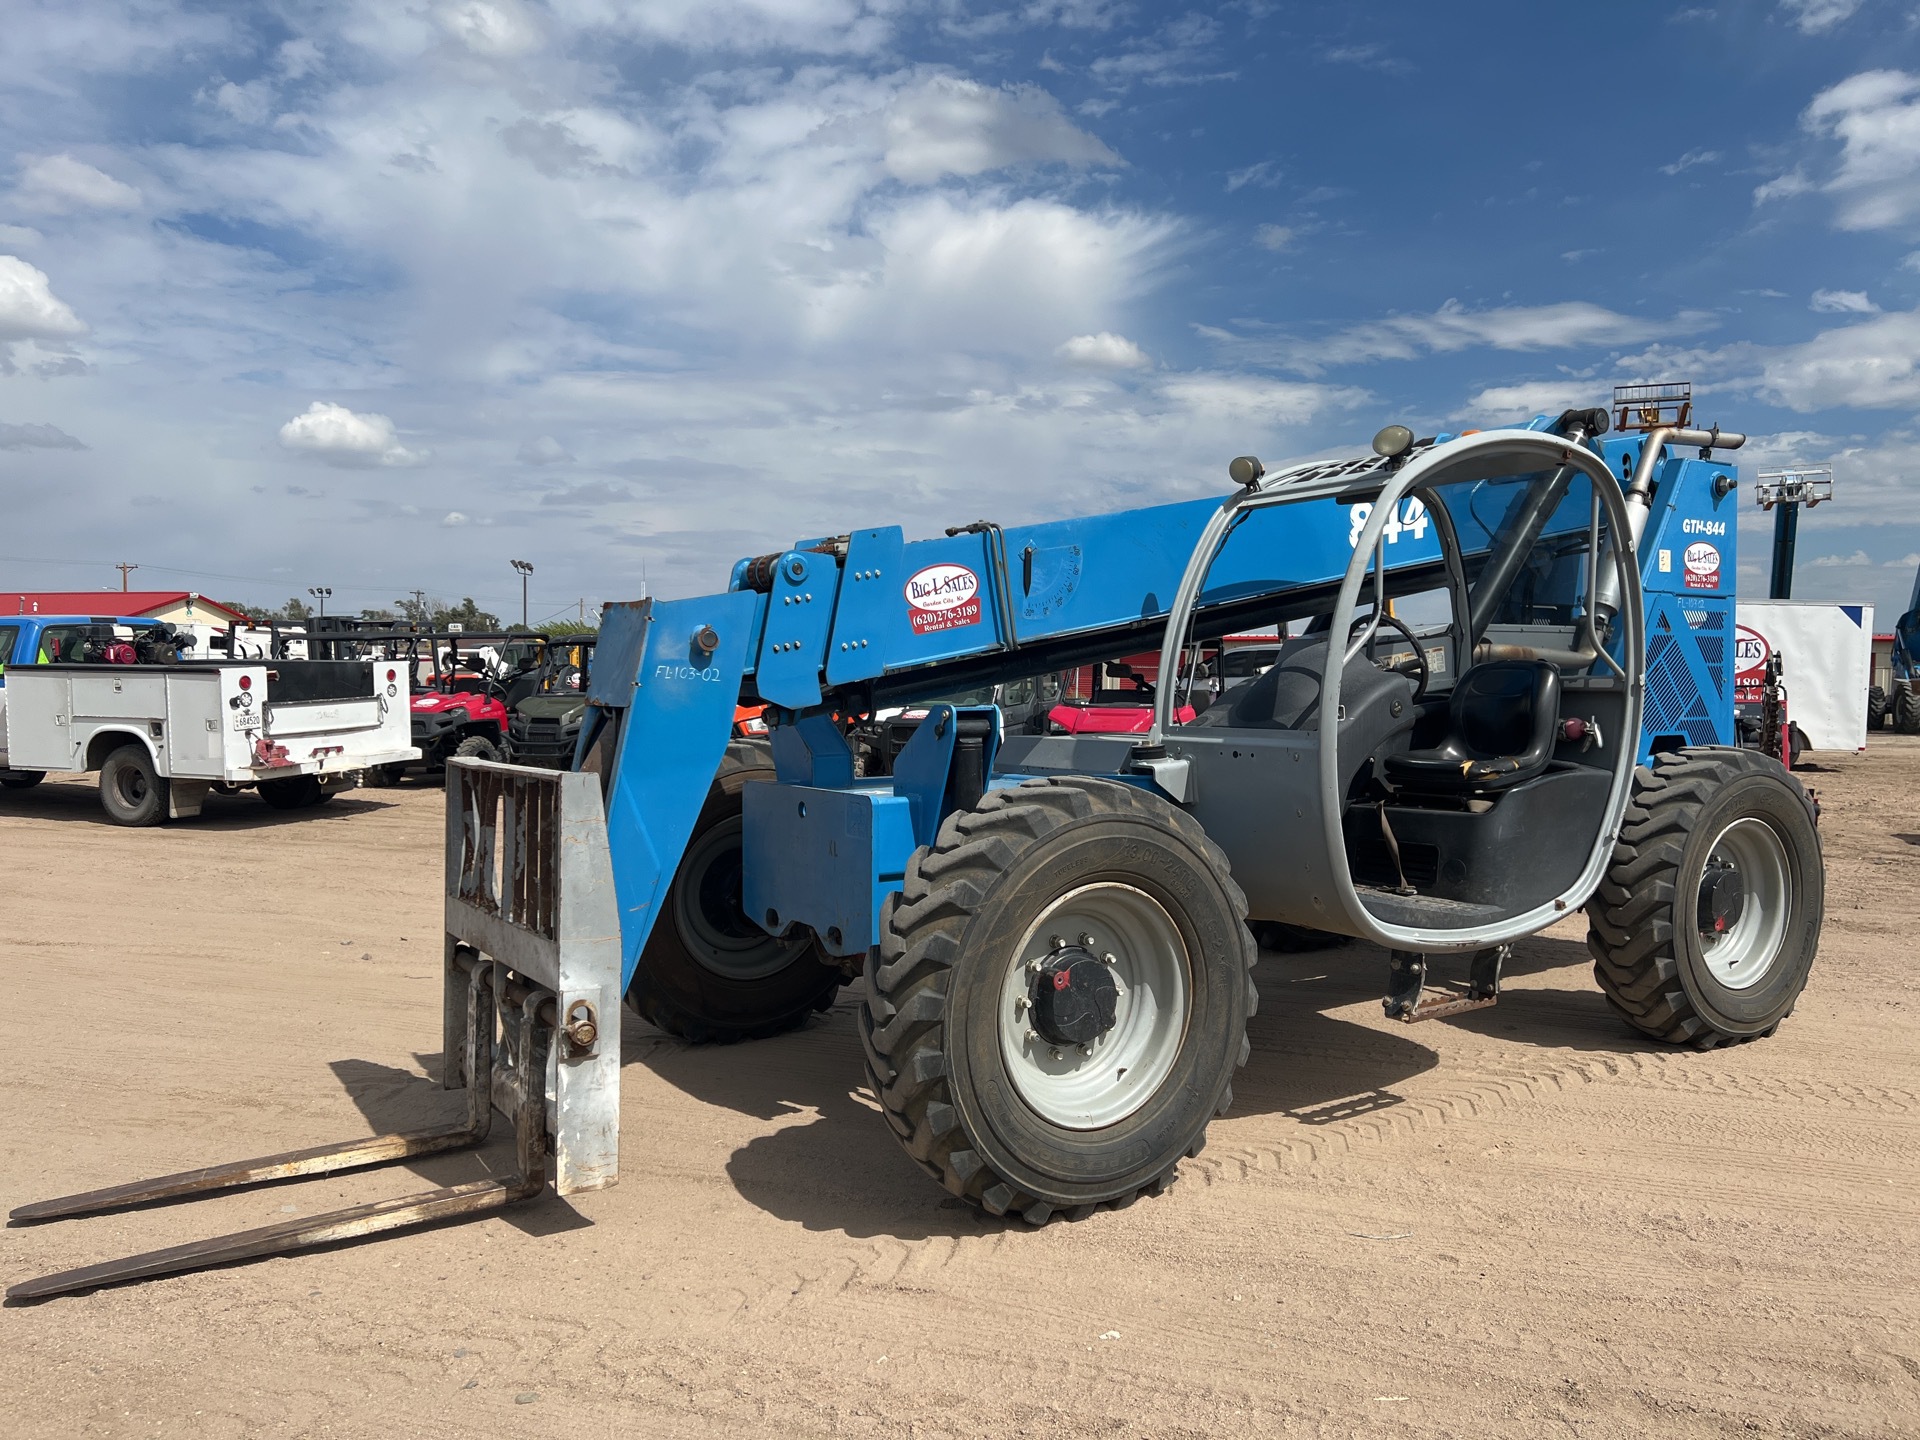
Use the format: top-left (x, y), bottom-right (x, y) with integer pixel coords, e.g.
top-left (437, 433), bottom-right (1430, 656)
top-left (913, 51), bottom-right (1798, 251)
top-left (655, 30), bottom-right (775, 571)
top-left (0, 770), bottom-right (45, 790)
top-left (259, 776), bottom-right (325, 809)
top-left (99, 745), bottom-right (168, 827)
top-left (863, 776), bottom-right (1257, 1223)
top-left (1896, 685), bottom-right (1920, 735)
top-left (363, 763), bottom-right (406, 788)
top-left (1867, 685), bottom-right (1887, 730)
top-left (626, 741), bottom-right (839, 1042)
top-left (453, 735), bottom-right (502, 763)
top-left (1587, 748), bottom-right (1822, 1048)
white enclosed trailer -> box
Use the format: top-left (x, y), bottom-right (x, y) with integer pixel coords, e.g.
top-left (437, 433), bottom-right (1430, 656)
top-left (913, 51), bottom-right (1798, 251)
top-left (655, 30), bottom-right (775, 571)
top-left (1734, 600), bottom-right (1874, 754)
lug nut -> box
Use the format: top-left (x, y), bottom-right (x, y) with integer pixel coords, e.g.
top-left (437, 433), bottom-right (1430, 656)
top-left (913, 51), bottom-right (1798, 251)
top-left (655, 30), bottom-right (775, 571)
top-left (1050, 935), bottom-right (1067, 951)
top-left (1079, 1044), bottom-right (1093, 1057)
top-left (1025, 1029), bottom-right (1041, 1043)
top-left (1101, 952), bottom-right (1117, 966)
top-left (1014, 997), bottom-right (1027, 1015)
top-left (1079, 933), bottom-right (1095, 947)
top-left (1050, 1048), bottom-right (1063, 1061)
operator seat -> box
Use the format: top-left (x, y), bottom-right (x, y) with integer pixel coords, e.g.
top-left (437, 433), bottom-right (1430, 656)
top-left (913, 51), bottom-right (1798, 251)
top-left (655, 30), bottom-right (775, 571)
top-left (1188, 632), bottom-right (1418, 789)
top-left (1383, 659), bottom-right (1561, 793)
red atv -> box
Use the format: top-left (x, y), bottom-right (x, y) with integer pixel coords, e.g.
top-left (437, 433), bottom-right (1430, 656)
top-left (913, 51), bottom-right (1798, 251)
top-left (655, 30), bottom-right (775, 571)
top-left (1048, 661), bottom-right (1195, 734)
top-left (361, 632), bottom-right (549, 784)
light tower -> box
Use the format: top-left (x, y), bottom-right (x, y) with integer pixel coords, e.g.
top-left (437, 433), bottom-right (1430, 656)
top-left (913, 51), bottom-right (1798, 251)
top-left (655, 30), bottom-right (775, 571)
top-left (510, 559), bottom-right (534, 628)
top-left (1753, 469), bottom-right (1834, 600)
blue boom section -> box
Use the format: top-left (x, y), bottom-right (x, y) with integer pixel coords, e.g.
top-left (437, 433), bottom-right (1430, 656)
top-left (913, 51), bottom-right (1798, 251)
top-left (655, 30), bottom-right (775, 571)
top-left (590, 424), bottom-right (1743, 965)
top-left (584, 594), bottom-right (759, 990)
top-left (740, 492), bottom-right (1468, 711)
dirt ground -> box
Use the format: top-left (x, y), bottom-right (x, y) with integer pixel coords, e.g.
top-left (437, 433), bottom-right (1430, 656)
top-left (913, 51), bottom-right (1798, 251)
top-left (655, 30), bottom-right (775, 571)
top-left (1, 740), bottom-right (1917, 1440)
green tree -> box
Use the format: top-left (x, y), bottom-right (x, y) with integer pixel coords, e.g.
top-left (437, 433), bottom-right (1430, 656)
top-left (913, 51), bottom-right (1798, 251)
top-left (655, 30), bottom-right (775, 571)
top-left (433, 596), bottom-right (500, 631)
top-left (258, 596), bottom-right (312, 625)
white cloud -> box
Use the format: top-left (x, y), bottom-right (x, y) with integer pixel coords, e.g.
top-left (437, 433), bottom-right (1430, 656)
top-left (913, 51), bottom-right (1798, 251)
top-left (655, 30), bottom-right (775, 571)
top-left (1454, 380), bottom-right (1598, 421)
top-left (442, 510), bottom-right (470, 526)
top-left (1660, 148), bottom-right (1720, 175)
top-left (1319, 44), bottom-right (1411, 76)
top-left (1809, 549), bottom-right (1874, 567)
top-left (1253, 224), bottom-right (1292, 251)
top-left (0, 421), bottom-right (86, 450)
top-left (1222, 300), bottom-right (1714, 376)
top-left (13, 152), bottom-right (141, 212)
top-left (1056, 332), bottom-right (1147, 368)
top-left (437, 0), bottom-right (543, 56)
top-left (1155, 373), bottom-right (1367, 425)
top-left (1225, 160), bottom-right (1280, 192)
top-left (216, 80), bottom-right (273, 124)
top-left (0, 223), bottom-right (43, 249)
top-left (1755, 308), bottom-right (1920, 409)
top-left (1779, 0), bottom-right (1862, 32)
top-left (0, 256), bottom-right (86, 340)
top-left (517, 434), bottom-right (574, 464)
top-left (1769, 70), bottom-right (1920, 231)
top-left (1810, 288), bottom-right (1878, 312)
top-left (278, 401), bottom-right (429, 467)
top-left (550, 0), bottom-right (897, 55)
top-left (882, 77), bottom-right (1117, 184)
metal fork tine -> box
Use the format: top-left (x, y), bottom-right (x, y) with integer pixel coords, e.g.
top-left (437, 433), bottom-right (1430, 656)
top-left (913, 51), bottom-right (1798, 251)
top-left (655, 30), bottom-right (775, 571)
top-left (7, 990), bottom-right (551, 1305)
top-left (6, 1174), bottom-right (540, 1303)
top-left (8, 1125), bottom-right (487, 1225)
top-left (11, 957), bottom-right (503, 1226)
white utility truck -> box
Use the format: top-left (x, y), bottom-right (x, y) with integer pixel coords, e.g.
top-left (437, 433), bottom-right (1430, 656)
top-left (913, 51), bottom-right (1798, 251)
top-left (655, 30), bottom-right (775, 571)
top-left (0, 614), bottom-right (419, 825)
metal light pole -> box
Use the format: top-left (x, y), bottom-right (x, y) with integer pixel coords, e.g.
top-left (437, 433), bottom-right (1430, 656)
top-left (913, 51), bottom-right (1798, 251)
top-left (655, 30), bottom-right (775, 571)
top-left (1754, 469), bottom-right (1834, 600)
top-left (510, 559), bottom-right (534, 628)
top-left (307, 586), bottom-right (332, 618)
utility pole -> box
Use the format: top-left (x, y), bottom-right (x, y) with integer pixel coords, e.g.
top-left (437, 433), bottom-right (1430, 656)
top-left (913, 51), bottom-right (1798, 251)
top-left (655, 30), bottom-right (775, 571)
top-left (409, 589), bottom-right (427, 628)
top-left (116, 563), bottom-right (138, 591)
top-left (1755, 469), bottom-right (1835, 600)
top-left (510, 559), bottom-right (534, 628)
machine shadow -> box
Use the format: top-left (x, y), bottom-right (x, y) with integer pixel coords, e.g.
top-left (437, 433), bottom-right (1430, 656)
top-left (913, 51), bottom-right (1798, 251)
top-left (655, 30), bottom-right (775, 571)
top-left (326, 1057), bottom-right (591, 1239)
top-left (1300, 929), bottom-right (1680, 1057)
top-left (626, 954), bottom-right (1454, 1239)
top-left (0, 780), bottom-right (396, 830)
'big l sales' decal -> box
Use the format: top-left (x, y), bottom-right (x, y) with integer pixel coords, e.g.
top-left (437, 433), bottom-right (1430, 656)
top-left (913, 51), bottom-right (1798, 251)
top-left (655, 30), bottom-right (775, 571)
top-left (904, 563), bottom-right (981, 635)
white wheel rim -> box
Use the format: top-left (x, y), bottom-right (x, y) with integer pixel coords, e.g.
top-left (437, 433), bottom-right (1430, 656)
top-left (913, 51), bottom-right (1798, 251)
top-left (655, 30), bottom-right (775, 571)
top-left (1699, 817), bottom-right (1791, 991)
top-left (997, 882), bottom-right (1190, 1131)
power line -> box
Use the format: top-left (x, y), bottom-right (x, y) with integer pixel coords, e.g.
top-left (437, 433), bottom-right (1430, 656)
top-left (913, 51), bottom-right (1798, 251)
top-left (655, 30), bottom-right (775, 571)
top-left (0, 554), bottom-right (554, 615)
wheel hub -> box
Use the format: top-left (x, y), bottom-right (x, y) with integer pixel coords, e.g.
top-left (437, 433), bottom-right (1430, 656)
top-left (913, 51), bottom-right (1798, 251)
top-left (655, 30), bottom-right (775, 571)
top-left (1029, 949), bottom-right (1119, 1046)
top-left (1697, 858), bottom-right (1746, 942)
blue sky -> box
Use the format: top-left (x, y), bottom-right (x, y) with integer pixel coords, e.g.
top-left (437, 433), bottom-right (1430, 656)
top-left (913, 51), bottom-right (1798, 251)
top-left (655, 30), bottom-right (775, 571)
top-left (3, 0), bottom-right (1920, 627)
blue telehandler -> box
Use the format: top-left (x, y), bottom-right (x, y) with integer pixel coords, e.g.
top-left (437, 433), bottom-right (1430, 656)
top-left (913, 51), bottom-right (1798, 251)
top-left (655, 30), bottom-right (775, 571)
top-left (9, 388), bottom-right (1825, 1300)
top-left (1880, 560), bottom-right (1920, 732)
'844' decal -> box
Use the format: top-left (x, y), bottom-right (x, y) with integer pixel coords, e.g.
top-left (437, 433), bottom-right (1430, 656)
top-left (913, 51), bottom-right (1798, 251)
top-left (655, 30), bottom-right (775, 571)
top-left (1346, 497), bottom-right (1430, 548)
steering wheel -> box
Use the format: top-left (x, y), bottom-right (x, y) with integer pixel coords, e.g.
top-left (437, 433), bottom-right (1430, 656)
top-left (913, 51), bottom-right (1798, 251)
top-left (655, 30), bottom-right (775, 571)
top-left (1349, 613), bottom-right (1430, 701)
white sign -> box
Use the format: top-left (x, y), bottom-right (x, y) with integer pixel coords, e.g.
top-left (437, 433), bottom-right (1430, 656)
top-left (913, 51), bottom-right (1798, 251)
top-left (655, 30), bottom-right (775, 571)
top-left (904, 563), bottom-right (982, 636)
top-left (1736, 600), bottom-right (1874, 751)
